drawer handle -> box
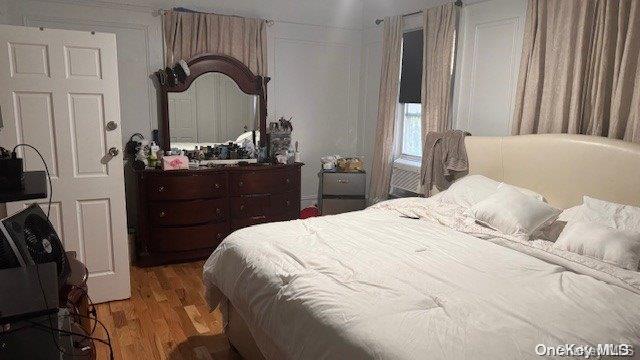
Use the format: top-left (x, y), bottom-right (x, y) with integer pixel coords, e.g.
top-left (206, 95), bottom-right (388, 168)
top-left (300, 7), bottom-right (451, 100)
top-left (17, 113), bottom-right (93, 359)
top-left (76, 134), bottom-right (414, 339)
top-left (285, 178), bottom-right (291, 184)
top-left (214, 183), bottom-right (221, 190)
top-left (216, 208), bottom-right (221, 215)
top-left (240, 204), bottom-right (245, 211)
top-left (238, 181), bottom-right (244, 187)
top-left (159, 211), bottom-right (166, 218)
top-left (337, 179), bottom-right (350, 184)
top-left (158, 185), bottom-right (166, 192)
top-left (285, 200), bottom-right (291, 207)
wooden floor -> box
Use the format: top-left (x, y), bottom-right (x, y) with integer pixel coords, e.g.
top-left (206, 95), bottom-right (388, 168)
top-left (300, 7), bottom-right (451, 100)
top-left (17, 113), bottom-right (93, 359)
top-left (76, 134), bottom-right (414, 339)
top-left (92, 261), bottom-right (240, 360)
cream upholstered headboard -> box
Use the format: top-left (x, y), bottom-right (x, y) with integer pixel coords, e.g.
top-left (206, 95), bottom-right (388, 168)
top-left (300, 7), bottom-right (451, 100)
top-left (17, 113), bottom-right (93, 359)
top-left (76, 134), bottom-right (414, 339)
top-left (464, 134), bottom-right (640, 209)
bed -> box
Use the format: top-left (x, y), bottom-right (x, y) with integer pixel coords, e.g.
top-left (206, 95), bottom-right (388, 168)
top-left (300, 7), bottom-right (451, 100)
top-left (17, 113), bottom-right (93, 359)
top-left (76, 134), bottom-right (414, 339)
top-left (203, 134), bottom-right (640, 359)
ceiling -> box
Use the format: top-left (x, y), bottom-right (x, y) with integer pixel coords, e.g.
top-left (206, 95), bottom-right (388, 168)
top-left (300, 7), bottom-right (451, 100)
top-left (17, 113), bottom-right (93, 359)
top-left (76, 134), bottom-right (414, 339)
top-left (22, 0), bottom-right (479, 29)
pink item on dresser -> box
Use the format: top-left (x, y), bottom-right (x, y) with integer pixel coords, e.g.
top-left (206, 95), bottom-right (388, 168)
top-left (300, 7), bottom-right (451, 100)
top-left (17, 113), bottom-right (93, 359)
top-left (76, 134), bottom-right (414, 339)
top-left (162, 155), bottom-right (189, 170)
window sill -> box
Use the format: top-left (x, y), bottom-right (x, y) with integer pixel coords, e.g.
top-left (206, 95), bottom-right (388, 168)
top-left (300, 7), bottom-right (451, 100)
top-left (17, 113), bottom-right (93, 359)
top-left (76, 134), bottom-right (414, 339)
top-left (393, 157), bottom-right (421, 173)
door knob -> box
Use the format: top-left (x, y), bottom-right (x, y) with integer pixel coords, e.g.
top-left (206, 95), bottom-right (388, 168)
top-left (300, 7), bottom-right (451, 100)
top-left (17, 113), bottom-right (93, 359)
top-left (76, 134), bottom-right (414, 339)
top-left (106, 121), bottom-right (118, 131)
top-left (108, 147), bottom-right (119, 157)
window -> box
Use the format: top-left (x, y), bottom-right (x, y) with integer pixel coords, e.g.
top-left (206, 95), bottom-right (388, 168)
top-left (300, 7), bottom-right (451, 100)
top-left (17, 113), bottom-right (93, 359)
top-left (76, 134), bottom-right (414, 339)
top-left (400, 103), bottom-right (422, 158)
top-left (397, 29), bottom-right (423, 161)
top-left (399, 30), bottom-right (423, 104)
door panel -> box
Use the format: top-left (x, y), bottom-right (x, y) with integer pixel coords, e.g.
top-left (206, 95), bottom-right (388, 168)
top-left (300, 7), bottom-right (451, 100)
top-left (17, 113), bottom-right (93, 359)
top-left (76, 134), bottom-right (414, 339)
top-left (77, 199), bottom-right (114, 275)
top-left (12, 91), bottom-right (59, 177)
top-left (9, 42), bottom-right (50, 77)
top-left (68, 93), bottom-right (108, 177)
top-left (64, 46), bottom-right (102, 79)
top-left (0, 25), bottom-right (130, 303)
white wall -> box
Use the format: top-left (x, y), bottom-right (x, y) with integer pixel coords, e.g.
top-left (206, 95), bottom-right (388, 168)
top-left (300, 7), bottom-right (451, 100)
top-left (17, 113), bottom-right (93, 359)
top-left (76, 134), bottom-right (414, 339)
top-left (268, 22), bottom-right (363, 207)
top-left (3, 0), bottom-right (368, 221)
top-left (363, 0), bottom-right (448, 27)
top-left (453, 0), bottom-right (527, 136)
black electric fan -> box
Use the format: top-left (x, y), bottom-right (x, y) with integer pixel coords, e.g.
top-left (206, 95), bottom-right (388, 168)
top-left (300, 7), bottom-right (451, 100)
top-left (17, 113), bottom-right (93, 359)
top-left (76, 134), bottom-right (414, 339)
top-left (0, 204), bottom-right (70, 289)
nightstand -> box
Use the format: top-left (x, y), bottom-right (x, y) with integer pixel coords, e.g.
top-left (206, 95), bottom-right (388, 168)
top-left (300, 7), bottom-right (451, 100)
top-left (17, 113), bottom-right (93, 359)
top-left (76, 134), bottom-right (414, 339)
top-left (318, 170), bottom-right (366, 215)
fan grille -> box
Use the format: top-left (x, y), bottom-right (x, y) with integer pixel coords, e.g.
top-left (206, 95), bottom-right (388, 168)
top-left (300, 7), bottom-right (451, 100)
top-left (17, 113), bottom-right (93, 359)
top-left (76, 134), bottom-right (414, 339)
top-left (23, 214), bottom-right (69, 280)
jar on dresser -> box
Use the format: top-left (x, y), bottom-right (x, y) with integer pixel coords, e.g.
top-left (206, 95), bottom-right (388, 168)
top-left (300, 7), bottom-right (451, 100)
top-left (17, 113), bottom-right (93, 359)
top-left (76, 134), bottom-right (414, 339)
top-left (135, 163), bottom-right (302, 266)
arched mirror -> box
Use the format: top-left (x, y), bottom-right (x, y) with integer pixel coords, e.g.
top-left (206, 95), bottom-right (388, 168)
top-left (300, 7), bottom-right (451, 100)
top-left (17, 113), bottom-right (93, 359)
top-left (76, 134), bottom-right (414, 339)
top-left (158, 54), bottom-right (270, 152)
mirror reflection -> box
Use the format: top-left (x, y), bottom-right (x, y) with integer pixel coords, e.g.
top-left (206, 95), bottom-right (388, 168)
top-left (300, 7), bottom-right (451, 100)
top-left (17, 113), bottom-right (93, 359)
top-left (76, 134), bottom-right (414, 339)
top-left (168, 72), bottom-right (258, 150)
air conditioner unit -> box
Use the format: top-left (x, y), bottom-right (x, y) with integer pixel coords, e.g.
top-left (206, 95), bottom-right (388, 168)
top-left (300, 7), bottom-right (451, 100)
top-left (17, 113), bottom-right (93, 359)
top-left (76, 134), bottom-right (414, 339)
top-left (390, 160), bottom-right (421, 195)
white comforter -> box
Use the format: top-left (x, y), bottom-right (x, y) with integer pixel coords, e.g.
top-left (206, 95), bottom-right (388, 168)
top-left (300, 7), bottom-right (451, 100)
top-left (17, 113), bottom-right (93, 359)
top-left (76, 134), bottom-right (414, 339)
top-left (204, 198), bottom-right (640, 359)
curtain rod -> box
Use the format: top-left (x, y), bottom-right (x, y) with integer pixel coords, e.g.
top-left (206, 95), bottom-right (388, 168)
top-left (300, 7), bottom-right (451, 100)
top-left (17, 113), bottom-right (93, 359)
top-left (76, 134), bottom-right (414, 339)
top-left (374, 0), bottom-right (463, 25)
top-left (153, 9), bottom-right (275, 26)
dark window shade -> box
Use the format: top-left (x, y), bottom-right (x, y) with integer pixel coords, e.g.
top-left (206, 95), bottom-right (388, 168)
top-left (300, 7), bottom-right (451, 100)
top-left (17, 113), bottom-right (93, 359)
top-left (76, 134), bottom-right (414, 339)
top-left (399, 29), bottom-right (423, 104)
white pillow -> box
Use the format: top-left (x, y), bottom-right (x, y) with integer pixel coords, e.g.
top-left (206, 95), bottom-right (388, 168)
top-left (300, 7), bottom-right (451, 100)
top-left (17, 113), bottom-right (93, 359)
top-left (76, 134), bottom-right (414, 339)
top-left (558, 205), bottom-right (584, 222)
top-left (577, 196), bottom-right (640, 232)
top-left (554, 221), bottom-right (640, 271)
top-left (440, 175), bottom-right (545, 208)
top-left (466, 186), bottom-right (561, 239)
top-left (497, 183), bottom-right (546, 203)
top-left (440, 175), bottom-right (500, 208)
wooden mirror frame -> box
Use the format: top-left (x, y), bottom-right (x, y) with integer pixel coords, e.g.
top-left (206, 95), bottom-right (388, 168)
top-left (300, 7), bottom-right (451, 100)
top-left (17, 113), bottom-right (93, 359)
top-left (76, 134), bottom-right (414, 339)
top-left (158, 54), bottom-right (270, 151)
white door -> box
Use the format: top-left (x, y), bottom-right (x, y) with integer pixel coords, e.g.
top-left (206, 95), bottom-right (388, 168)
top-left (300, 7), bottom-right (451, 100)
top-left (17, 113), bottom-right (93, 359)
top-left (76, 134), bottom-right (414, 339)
top-left (0, 25), bottom-right (130, 303)
top-left (453, 0), bottom-right (527, 136)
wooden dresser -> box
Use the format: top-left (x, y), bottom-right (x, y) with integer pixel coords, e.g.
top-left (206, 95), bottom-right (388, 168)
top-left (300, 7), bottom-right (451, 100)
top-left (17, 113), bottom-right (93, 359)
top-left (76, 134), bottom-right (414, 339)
top-left (136, 163), bottom-right (302, 266)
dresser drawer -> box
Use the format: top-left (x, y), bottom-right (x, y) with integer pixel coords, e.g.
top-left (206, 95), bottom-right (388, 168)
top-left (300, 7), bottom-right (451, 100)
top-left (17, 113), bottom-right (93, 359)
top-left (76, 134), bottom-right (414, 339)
top-left (149, 222), bottom-right (229, 253)
top-left (322, 198), bottom-right (366, 215)
top-left (230, 212), bottom-right (298, 231)
top-left (322, 172), bottom-right (365, 196)
top-left (230, 195), bottom-right (269, 218)
top-left (230, 169), bottom-right (299, 195)
top-left (269, 190), bottom-right (300, 216)
top-left (147, 173), bottom-right (227, 201)
top-left (150, 198), bottom-right (227, 226)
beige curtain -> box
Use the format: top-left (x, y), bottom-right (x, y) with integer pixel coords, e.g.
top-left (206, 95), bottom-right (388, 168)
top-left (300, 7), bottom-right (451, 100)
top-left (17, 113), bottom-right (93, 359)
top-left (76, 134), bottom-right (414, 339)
top-left (420, 3), bottom-right (459, 191)
top-left (369, 16), bottom-right (403, 204)
top-left (163, 10), bottom-right (267, 76)
top-left (421, 3), bottom-right (458, 134)
top-left (512, 0), bottom-right (640, 143)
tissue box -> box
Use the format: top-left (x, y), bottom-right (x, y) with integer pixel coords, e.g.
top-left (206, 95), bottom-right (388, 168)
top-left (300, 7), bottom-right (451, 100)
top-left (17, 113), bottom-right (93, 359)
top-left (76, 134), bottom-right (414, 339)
top-left (162, 155), bottom-right (189, 170)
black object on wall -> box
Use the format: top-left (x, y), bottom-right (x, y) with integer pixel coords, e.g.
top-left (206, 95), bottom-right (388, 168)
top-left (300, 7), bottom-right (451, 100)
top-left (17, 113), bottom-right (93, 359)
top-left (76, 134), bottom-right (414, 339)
top-left (399, 29), bottom-right (423, 104)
